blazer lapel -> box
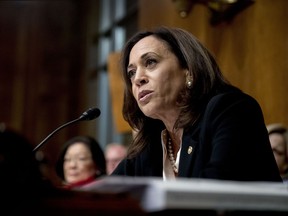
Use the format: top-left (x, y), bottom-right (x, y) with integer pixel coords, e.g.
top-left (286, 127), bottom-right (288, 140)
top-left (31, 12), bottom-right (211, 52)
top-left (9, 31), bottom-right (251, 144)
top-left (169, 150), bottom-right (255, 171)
top-left (178, 124), bottom-right (200, 177)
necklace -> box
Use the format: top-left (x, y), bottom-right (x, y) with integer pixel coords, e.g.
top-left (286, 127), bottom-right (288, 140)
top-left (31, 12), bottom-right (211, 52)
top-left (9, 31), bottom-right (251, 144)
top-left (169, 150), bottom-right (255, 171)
top-left (167, 136), bottom-right (178, 173)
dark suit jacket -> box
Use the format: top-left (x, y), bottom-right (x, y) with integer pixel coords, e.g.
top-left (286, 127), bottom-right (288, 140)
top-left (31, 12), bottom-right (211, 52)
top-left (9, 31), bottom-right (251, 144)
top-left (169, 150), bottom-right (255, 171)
top-left (112, 91), bottom-right (282, 182)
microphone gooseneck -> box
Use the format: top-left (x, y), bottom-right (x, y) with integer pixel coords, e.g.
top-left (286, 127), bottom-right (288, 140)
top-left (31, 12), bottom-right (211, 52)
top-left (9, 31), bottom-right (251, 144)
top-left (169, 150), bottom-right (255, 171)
top-left (32, 107), bottom-right (100, 152)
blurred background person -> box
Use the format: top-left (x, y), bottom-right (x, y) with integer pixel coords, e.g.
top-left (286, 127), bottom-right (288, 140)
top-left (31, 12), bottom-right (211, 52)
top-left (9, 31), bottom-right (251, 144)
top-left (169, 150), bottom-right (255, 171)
top-left (267, 123), bottom-right (288, 182)
top-left (0, 123), bottom-right (55, 213)
top-left (55, 135), bottom-right (106, 189)
top-left (105, 143), bottom-right (127, 175)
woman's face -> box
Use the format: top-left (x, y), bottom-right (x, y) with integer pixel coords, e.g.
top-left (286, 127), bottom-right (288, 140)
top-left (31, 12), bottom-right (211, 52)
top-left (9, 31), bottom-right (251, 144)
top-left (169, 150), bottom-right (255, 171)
top-left (63, 142), bottom-right (97, 184)
top-left (127, 35), bottom-right (187, 122)
top-left (269, 133), bottom-right (288, 174)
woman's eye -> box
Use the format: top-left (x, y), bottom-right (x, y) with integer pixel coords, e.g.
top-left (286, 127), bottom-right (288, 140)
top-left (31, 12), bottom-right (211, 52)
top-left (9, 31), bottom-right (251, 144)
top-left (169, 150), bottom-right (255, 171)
top-left (273, 148), bottom-right (285, 156)
top-left (127, 70), bottom-right (135, 79)
top-left (146, 58), bottom-right (157, 67)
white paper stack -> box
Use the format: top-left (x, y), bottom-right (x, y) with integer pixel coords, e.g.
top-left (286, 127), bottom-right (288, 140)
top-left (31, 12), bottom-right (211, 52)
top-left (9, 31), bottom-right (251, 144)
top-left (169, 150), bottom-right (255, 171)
top-left (78, 176), bottom-right (288, 213)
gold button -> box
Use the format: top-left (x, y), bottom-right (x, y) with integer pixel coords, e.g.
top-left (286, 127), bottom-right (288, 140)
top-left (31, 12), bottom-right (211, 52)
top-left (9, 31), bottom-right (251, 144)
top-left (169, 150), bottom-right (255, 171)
top-left (188, 146), bottom-right (193, 154)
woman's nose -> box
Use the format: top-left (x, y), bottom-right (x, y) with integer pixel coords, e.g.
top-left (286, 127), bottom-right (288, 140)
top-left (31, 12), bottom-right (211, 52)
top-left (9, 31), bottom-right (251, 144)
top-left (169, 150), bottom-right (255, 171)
top-left (136, 78), bottom-right (148, 86)
top-left (67, 159), bottom-right (77, 167)
top-left (134, 70), bottom-right (148, 86)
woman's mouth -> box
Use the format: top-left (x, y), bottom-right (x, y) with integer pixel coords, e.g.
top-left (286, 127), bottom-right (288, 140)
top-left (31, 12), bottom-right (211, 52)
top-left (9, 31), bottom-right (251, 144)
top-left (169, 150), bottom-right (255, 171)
top-left (138, 90), bottom-right (153, 102)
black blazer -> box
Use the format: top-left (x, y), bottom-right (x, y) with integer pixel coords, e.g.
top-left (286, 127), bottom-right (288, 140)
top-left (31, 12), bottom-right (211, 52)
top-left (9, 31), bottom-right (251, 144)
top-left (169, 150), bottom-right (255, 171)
top-left (112, 91), bottom-right (282, 182)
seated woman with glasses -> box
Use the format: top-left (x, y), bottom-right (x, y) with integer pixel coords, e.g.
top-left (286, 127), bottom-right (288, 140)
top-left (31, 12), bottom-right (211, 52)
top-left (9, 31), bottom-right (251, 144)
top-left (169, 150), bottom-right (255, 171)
top-left (55, 136), bottom-right (106, 189)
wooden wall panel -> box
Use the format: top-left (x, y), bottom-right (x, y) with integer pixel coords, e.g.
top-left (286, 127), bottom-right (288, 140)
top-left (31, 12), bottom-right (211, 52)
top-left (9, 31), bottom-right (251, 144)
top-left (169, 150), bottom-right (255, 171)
top-left (139, 0), bottom-right (288, 126)
top-left (0, 1), bottom-right (87, 167)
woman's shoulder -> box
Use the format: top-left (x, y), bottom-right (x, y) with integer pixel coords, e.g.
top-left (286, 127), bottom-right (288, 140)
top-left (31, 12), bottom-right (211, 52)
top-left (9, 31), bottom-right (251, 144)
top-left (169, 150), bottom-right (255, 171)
top-left (209, 88), bottom-right (259, 109)
top-left (203, 88), bottom-right (263, 121)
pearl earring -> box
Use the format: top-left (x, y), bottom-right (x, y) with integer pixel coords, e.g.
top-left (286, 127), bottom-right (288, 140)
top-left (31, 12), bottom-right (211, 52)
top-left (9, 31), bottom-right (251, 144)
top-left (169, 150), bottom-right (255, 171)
top-left (186, 76), bottom-right (193, 89)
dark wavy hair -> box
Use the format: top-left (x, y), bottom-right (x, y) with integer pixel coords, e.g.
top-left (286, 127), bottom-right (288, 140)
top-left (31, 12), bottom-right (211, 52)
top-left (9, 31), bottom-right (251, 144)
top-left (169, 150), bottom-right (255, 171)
top-left (55, 136), bottom-right (106, 181)
top-left (121, 26), bottom-right (236, 158)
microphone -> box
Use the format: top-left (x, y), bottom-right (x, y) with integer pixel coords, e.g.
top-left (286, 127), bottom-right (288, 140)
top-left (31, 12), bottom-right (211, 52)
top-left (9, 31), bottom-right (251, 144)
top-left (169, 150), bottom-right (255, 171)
top-left (33, 107), bottom-right (101, 152)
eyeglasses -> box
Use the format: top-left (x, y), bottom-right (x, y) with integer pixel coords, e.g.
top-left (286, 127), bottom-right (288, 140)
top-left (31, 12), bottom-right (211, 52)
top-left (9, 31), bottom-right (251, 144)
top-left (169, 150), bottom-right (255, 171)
top-left (272, 148), bottom-right (286, 156)
top-left (64, 156), bottom-right (92, 163)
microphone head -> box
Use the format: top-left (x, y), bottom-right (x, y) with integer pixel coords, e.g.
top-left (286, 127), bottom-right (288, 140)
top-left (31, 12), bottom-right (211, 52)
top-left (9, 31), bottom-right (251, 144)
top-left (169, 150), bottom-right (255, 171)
top-left (79, 108), bottom-right (101, 121)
